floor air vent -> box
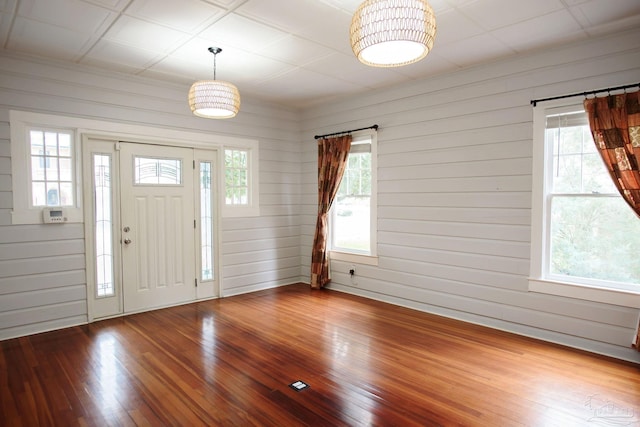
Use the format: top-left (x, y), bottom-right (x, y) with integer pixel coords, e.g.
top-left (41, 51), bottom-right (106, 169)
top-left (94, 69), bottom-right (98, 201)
top-left (289, 380), bottom-right (309, 392)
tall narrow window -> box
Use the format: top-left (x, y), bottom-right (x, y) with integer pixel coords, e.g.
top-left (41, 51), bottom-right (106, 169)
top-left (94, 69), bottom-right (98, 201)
top-left (331, 134), bottom-right (377, 257)
top-left (224, 149), bottom-right (249, 205)
top-left (222, 142), bottom-right (259, 217)
top-left (200, 162), bottom-right (214, 281)
top-left (93, 154), bottom-right (114, 297)
top-left (30, 129), bottom-right (74, 207)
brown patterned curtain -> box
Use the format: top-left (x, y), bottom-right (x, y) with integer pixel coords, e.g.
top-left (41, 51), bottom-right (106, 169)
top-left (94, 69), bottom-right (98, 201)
top-left (583, 92), bottom-right (640, 349)
top-left (584, 92), bottom-right (640, 216)
top-left (310, 135), bottom-right (352, 289)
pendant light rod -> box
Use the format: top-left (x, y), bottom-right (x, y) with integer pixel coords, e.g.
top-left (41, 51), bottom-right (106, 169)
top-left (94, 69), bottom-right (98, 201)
top-left (208, 47), bottom-right (222, 80)
top-left (314, 124), bottom-right (378, 140)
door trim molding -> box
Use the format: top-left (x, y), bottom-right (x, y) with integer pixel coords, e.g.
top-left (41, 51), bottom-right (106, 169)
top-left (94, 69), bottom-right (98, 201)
top-left (83, 133), bottom-right (223, 322)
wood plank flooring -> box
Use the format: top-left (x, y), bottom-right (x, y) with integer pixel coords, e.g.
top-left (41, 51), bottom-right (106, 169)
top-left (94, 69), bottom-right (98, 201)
top-left (1, 283), bottom-right (639, 426)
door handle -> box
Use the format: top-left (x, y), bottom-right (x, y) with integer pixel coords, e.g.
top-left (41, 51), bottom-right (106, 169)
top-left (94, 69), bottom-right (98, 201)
top-left (124, 238), bottom-right (132, 245)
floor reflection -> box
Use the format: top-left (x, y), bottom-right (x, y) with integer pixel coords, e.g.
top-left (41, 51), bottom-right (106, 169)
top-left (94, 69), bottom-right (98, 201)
top-left (90, 330), bottom-right (127, 416)
top-left (328, 324), bottom-right (379, 426)
top-left (200, 314), bottom-right (217, 381)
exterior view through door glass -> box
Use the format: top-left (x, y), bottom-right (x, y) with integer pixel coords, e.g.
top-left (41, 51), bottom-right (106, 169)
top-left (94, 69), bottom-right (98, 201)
top-left (119, 143), bottom-right (196, 313)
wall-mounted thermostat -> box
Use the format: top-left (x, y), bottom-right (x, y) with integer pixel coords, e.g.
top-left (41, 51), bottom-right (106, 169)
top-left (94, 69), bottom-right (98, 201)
top-left (43, 207), bottom-right (68, 223)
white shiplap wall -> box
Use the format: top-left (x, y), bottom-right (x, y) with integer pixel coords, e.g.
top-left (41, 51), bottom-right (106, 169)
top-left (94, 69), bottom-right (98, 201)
top-left (300, 27), bottom-right (640, 363)
top-left (2, 27), bottom-right (640, 364)
top-left (0, 53), bottom-right (303, 339)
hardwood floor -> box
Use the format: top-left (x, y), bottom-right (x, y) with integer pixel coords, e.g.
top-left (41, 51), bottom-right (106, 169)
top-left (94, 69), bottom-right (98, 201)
top-left (1, 283), bottom-right (639, 426)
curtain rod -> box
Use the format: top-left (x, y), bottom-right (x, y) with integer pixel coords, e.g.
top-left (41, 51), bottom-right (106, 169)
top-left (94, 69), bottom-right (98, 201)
top-left (314, 124), bottom-right (378, 140)
top-left (530, 82), bottom-right (640, 107)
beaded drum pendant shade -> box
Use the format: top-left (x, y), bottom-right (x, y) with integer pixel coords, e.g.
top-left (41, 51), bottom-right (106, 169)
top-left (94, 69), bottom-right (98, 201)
top-left (188, 47), bottom-right (241, 119)
top-left (350, 0), bottom-right (437, 67)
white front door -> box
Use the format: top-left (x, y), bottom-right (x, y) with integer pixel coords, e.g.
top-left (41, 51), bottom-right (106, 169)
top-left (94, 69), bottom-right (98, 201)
top-left (84, 138), bottom-right (219, 320)
top-left (119, 142), bottom-right (196, 313)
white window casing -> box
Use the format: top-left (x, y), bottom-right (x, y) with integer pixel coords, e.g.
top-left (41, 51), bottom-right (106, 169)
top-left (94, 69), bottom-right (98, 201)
top-left (10, 110), bottom-right (260, 223)
top-left (10, 111), bottom-right (83, 224)
top-left (222, 142), bottom-right (260, 218)
top-left (330, 130), bottom-right (378, 266)
top-left (529, 101), bottom-right (640, 308)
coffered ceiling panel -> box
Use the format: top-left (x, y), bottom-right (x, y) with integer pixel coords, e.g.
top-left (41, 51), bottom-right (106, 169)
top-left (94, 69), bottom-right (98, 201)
top-left (8, 16), bottom-right (95, 60)
top-left (1, 0), bottom-right (639, 108)
top-left (125, 0), bottom-right (225, 33)
top-left (17, 0), bottom-right (114, 34)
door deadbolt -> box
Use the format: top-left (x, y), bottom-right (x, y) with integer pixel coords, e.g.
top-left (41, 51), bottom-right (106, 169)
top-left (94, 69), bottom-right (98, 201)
top-left (123, 226), bottom-right (130, 232)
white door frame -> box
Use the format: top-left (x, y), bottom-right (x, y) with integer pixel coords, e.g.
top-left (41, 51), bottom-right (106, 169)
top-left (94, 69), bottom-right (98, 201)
top-left (83, 136), bottom-right (124, 320)
top-left (83, 134), bottom-right (222, 321)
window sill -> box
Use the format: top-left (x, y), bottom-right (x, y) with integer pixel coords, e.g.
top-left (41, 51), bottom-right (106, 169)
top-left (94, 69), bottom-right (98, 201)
top-left (330, 250), bottom-right (378, 266)
top-left (529, 278), bottom-right (640, 308)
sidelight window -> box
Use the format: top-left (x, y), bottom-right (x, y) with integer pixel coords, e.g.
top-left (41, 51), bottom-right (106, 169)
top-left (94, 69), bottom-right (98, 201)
top-left (93, 153), bottom-right (114, 297)
top-left (200, 161), bottom-right (214, 281)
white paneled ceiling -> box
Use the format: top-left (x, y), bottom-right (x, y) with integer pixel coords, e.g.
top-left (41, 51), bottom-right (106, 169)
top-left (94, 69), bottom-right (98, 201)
top-left (1, 0), bottom-right (639, 108)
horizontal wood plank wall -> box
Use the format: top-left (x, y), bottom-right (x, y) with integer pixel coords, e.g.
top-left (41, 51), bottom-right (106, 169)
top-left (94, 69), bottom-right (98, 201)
top-left (0, 53), bottom-right (303, 340)
top-left (300, 28), bottom-right (640, 363)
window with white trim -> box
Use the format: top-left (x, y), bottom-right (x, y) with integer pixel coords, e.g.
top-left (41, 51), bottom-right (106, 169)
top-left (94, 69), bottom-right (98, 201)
top-left (225, 149), bottom-right (249, 204)
top-left (29, 129), bottom-right (75, 207)
top-left (10, 111), bottom-right (83, 224)
top-left (530, 103), bottom-right (640, 304)
top-left (330, 133), bottom-right (377, 262)
top-left (11, 110), bottom-right (259, 223)
top-left (222, 145), bottom-right (259, 217)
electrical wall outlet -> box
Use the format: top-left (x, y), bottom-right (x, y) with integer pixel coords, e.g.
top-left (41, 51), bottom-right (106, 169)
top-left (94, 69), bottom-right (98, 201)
top-left (349, 264), bottom-right (357, 285)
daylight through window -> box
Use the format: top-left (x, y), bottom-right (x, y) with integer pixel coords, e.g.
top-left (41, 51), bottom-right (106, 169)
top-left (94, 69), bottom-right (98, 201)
top-left (331, 136), bottom-right (375, 256)
top-left (544, 108), bottom-right (640, 288)
top-left (224, 149), bottom-right (249, 205)
top-left (200, 161), bottom-right (214, 281)
top-left (29, 129), bottom-right (74, 207)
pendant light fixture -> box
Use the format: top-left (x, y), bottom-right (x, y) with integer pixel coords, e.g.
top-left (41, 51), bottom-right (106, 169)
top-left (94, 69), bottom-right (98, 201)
top-left (350, 0), bottom-right (437, 67)
top-left (188, 47), bottom-right (241, 119)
